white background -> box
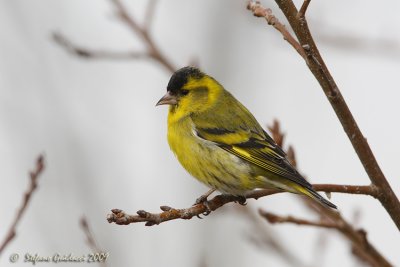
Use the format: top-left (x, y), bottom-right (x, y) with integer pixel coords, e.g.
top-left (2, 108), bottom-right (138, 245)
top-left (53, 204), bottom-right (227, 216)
top-left (1, 0), bottom-right (399, 266)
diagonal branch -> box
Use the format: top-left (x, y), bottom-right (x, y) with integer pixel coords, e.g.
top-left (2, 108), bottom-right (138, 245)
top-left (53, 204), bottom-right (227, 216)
top-left (260, 209), bottom-right (392, 267)
top-left (110, 0), bottom-right (176, 72)
top-left (297, 0), bottom-right (311, 19)
top-left (247, 0), bottom-right (400, 230)
top-left (239, 207), bottom-right (309, 267)
top-left (0, 155), bottom-right (45, 255)
top-left (53, 0), bottom-right (176, 72)
top-left (247, 2), bottom-right (306, 60)
top-left (80, 217), bottom-right (108, 267)
top-left (259, 209), bottom-right (337, 228)
top-left (266, 121), bottom-right (392, 267)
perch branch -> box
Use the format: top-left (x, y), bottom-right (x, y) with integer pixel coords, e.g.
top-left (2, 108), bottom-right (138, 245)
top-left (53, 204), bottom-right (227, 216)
top-left (0, 155), bottom-right (45, 255)
top-left (107, 183), bottom-right (378, 226)
top-left (247, 0), bottom-right (400, 230)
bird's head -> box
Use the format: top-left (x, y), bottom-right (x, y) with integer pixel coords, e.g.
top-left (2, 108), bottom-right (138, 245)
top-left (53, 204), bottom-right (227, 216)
top-left (156, 66), bottom-right (223, 117)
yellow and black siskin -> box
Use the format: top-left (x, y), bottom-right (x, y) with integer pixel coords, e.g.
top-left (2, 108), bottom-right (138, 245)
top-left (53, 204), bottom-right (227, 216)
top-left (156, 66), bottom-right (336, 209)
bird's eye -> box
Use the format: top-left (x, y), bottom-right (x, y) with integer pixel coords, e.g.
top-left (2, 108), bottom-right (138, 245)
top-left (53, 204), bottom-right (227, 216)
top-left (181, 89), bottom-right (189, 96)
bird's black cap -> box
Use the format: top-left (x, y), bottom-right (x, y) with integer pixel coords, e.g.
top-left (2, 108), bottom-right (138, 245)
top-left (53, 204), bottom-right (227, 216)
top-left (167, 66), bottom-right (204, 95)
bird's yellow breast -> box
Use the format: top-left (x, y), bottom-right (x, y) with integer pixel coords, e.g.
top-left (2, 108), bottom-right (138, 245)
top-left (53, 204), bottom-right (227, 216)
top-left (167, 114), bottom-right (257, 195)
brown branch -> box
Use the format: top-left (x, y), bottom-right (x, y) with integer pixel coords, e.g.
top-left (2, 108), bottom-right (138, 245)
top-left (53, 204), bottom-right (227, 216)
top-left (53, 0), bottom-right (175, 72)
top-left (260, 209), bottom-right (392, 267)
top-left (0, 155), bottom-right (45, 255)
top-left (239, 207), bottom-right (307, 267)
top-left (267, 121), bottom-right (379, 198)
top-left (247, 0), bottom-right (400, 231)
top-left (297, 0), bottom-right (311, 19)
top-left (266, 120), bottom-right (392, 267)
top-left (80, 217), bottom-right (108, 267)
top-left (247, 1), bottom-right (307, 60)
top-left (267, 119), bottom-right (285, 147)
top-left (107, 183), bottom-right (378, 226)
top-left (53, 32), bottom-right (150, 60)
top-left (259, 209), bottom-right (337, 228)
top-left (313, 184), bottom-right (379, 198)
top-left (110, 0), bottom-right (176, 72)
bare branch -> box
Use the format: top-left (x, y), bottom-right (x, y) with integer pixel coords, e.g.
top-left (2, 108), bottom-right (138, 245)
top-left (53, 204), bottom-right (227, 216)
top-left (260, 209), bottom-right (337, 228)
top-left (267, 119), bottom-right (285, 147)
top-left (297, 0), bottom-right (311, 19)
top-left (260, 209), bottom-right (391, 267)
top-left (0, 155), bottom-right (45, 255)
top-left (53, 0), bottom-right (175, 72)
top-left (107, 183), bottom-right (379, 226)
top-left (277, 0), bottom-right (400, 230)
top-left (265, 120), bottom-right (392, 267)
top-left (239, 207), bottom-right (308, 267)
top-left (53, 32), bottom-right (150, 60)
top-left (248, 0), bottom-right (400, 231)
top-left (110, 0), bottom-right (176, 72)
top-left (313, 184), bottom-right (379, 198)
top-left (247, 1), bottom-right (307, 60)
top-left (80, 217), bottom-right (108, 267)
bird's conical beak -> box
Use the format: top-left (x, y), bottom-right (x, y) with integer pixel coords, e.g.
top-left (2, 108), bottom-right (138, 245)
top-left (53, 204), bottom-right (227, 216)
top-left (156, 91), bottom-right (177, 106)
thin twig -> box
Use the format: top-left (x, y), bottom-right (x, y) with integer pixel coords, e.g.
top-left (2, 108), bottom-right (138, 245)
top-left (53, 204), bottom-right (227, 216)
top-left (260, 208), bottom-right (391, 267)
top-left (0, 155), bottom-right (45, 255)
top-left (110, 0), bottom-right (176, 72)
top-left (53, 33), bottom-right (150, 60)
top-left (297, 0), bottom-right (311, 19)
top-left (267, 119), bottom-right (285, 147)
top-left (247, 1), bottom-right (307, 60)
top-left (53, 0), bottom-right (175, 72)
top-left (259, 209), bottom-right (337, 228)
top-left (239, 207), bottom-right (308, 267)
top-left (313, 184), bottom-right (378, 198)
top-left (80, 217), bottom-right (108, 267)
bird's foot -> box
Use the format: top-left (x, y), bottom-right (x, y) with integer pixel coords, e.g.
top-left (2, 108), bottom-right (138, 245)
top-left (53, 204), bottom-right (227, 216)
top-left (193, 189), bottom-right (216, 206)
top-left (196, 201), bottom-right (211, 218)
top-left (193, 189), bottom-right (216, 218)
top-left (235, 196), bottom-right (247, 206)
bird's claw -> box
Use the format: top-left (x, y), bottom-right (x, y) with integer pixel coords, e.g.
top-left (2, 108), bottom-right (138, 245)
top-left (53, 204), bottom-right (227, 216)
top-left (235, 196), bottom-right (247, 206)
top-left (194, 196), bottom-right (212, 218)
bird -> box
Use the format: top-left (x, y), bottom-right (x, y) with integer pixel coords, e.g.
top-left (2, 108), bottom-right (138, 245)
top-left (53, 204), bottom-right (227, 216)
top-left (156, 66), bottom-right (336, 209)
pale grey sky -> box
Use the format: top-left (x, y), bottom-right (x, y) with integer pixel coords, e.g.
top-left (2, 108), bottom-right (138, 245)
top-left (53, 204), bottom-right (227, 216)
top-left (1, 0), bottom-right (399, 266)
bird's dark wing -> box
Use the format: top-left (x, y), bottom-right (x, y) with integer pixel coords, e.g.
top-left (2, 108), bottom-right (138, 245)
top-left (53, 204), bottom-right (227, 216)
top-left (195, 125), bottom-right (312, 189)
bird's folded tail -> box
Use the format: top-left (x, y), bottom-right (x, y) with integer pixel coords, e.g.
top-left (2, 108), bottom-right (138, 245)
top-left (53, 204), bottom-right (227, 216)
top-left (293, 184), bottom-right (337, 209)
